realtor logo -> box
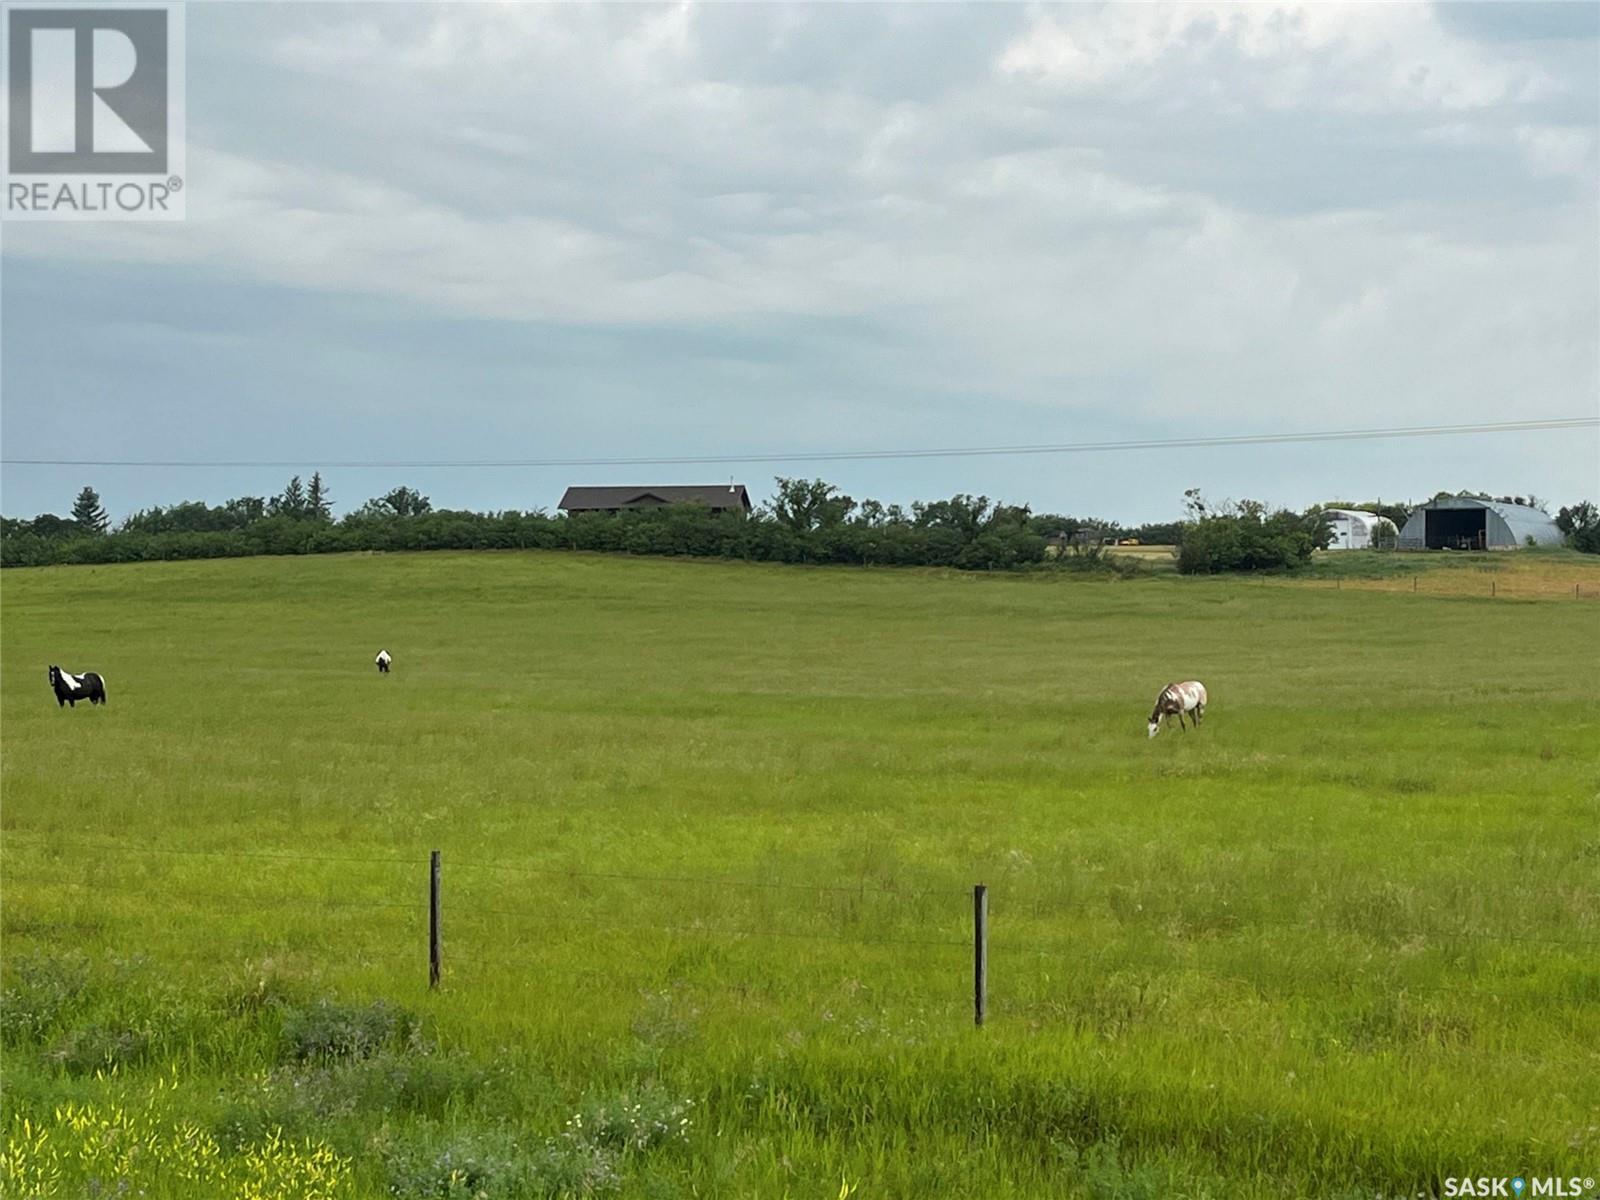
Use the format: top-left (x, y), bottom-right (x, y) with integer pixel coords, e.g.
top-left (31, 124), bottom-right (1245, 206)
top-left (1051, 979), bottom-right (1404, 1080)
top-left (3, 4), bottom-right (185, 219)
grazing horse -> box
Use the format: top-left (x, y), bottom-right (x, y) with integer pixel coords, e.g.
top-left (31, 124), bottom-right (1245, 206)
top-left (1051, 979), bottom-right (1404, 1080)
top-left (48, 665), bottom-right (107, 708)
top-left (375, 650), bottom-right (392, 675)
top-left (1148, 680), bottom-right (1205, 738)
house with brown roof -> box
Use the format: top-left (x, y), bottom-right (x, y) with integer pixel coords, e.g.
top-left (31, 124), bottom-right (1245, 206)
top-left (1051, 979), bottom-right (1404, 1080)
top-left (558, 484), bottom-right (752, 515)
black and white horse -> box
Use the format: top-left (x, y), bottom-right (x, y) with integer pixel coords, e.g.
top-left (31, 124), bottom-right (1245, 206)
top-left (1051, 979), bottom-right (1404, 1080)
top-left (1148, 680), bottom-right (1205, 738)
top-left (375, 650), bottom-right (392, 675)
top-left (48, 665), bottom-right (107, 708)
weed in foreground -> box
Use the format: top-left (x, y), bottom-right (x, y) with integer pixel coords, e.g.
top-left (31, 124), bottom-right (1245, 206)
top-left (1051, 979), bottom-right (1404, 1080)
top-left (1, 1094), bottom-right (351, 1200)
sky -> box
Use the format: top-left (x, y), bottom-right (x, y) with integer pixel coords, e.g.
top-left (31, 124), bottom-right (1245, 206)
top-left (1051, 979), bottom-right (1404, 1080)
top-left (2, 1), bottom-right (1597, 524)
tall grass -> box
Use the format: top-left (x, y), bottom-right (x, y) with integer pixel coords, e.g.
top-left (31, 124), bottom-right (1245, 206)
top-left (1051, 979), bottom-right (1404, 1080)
top-left (2, 552), bottom-right (1597, 1197)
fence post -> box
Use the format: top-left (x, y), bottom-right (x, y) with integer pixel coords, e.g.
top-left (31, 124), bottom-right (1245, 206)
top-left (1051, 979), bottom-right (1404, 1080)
top-left (973, 883), bottom-right (988, 1027)
top-left (1491, 580), bottom-right (1496, 598)
top-left (429, 850), bottom-right (441, 990)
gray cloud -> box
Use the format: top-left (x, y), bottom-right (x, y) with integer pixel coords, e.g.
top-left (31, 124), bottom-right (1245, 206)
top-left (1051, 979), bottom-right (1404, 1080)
top-left (3, 2), bottom-right (1595, 521)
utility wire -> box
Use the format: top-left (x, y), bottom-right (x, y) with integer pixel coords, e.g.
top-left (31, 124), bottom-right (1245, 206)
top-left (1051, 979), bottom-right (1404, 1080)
top-left (2, 417), bottom-right (1592, 470)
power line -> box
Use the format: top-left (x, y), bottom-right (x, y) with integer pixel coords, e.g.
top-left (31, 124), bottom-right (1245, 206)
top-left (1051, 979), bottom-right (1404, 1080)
top-left (2, 417), bottom-right (1592, 470)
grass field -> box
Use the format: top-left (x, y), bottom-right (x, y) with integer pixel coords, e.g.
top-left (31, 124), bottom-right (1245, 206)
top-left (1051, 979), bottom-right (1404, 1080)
top-left (3, 551), bottom-right (1598, 1199)
top-left (1112, 543), bottom-right (1600, 600)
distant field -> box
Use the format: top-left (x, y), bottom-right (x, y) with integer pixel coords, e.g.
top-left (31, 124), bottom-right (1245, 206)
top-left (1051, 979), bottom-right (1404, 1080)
top-left (1113, 543), bottom-right (1600, 599)
top-left (1293, 547), bottom-right (1600, 599)
top-left (3, 551), bottom-right (1597, 1199)
top-left (1107, 543), bottom-right (1180, 569)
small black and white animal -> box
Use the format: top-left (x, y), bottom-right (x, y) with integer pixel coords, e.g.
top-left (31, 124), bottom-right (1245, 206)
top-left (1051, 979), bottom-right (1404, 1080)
top-left (1148, 680), bottom-right (1205, 738)
top-left (48, 665), bottom-right (108, 708)
top-left (375, 650), bottom-right (392, 675)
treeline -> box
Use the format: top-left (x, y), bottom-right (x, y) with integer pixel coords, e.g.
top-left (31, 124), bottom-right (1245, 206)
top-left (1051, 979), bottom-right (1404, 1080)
top-left (1556, 501), bottom-right (1600, 553)
top-left (5, 479), bottom-right (1594, 573)
top-left (2, 478), bottom-right (1178, 573)
top-left (1175, 493), bottom-right (1328, 574)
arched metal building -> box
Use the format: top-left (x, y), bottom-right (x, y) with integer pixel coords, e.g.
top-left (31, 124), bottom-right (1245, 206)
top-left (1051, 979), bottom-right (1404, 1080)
top-left (1398, 497), bottom-right (1563, 550)
top-left (1323, 509), bottom-right (1399, 551)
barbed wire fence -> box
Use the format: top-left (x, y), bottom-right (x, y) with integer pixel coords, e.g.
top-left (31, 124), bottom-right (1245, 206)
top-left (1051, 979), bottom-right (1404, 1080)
top-left (3, 835), bottom-right (1596, 1028)
top-left (1306, 574), bottom-right (1596, 600)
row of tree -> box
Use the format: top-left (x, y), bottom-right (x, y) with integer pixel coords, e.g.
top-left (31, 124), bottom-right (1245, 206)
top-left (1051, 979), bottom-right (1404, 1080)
top-left (4, 479), bottom-right (1103, 572)
top-left (56, 475), bottom-right (342, 538)
top-left (1175, 491), bottom-right (1330, 574)
top-left (4, 479), bottom-right (1595, 572)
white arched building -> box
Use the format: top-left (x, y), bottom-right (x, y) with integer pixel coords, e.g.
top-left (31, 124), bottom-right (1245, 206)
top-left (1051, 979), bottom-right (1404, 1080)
top-left (1323, 509), bottom-right (1398, 551)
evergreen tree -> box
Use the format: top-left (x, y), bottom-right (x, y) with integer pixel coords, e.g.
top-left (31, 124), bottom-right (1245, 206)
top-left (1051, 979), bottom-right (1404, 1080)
top-left (273, 475), bottom-right (308, 519)
top-left (307, 472), bottom-right (333, 522)
top-left (71, 486), bottom-right (109, 535)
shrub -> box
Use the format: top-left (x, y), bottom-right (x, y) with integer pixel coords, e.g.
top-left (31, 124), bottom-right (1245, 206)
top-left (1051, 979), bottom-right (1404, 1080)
top-left (1557, 501), bottom-right (1600, 553)
top-left (1046, 541), bottom-right (1147, 577)
top-left (566, 1087), bottom-right (694, 1153)
top-left (44, 1021), bottom-right (158, 1075)
top-left (0, 954), bottom-right (92, 1045)
top-left (382, 1129), bottom-right (621, 1199)
top-left (1177, 503), bottom-right (1325, 574)
top-left (278, 999), bottom-right (425, 1063)
top-left (213, 1048), bottom-right (490, 1152)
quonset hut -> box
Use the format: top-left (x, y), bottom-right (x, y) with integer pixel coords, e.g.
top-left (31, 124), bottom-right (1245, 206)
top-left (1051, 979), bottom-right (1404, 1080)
top-left (1398, 497), bottom-right (1563, 550)
top-left (1323, 509), bottom-right (1399, 551)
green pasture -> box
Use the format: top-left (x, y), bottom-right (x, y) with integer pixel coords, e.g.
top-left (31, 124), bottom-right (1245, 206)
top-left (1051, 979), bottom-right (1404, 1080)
top-left (2, 551), bottom-right (1597, 1198)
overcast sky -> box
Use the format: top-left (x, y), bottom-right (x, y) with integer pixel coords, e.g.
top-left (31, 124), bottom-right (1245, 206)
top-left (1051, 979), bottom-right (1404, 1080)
top-left (3, 2), bottom-right (1596, 524)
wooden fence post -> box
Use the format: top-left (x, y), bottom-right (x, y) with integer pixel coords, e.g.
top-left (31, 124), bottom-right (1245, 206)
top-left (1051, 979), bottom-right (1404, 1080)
top-left (429, 850), bottom-right (441, 990)
top-left (973, 883), bottom-right (988, 1027)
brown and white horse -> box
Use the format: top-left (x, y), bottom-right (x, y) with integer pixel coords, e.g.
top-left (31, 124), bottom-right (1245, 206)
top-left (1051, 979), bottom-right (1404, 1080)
top-left (1148, 680), bottom-right (1206, 738)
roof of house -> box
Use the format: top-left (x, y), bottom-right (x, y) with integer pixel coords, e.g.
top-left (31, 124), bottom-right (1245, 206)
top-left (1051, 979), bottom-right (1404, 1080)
top-left (559, 484), bottom-right (751, 511)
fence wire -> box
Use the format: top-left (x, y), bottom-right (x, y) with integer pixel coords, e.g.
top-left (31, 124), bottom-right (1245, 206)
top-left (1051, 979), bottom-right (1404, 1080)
top-left (4, 838), bottom-right (1595, 1025)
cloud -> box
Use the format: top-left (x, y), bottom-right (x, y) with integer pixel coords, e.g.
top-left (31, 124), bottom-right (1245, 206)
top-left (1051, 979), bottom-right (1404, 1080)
top-left (1515, 123), bottom-right (1597, 177)
top-left (998, 3), bottom-right (1557, 113)
top-left (3, 1), bottom-right (1594, 473)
